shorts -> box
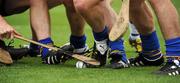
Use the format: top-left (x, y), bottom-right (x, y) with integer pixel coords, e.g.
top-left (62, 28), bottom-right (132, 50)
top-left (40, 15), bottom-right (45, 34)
top-left (0, 0), bottom-right (28, 16)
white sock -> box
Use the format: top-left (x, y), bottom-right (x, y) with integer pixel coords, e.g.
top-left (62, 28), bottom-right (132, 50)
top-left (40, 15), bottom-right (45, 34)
top-left (129, 22), bottom-right (140, 40)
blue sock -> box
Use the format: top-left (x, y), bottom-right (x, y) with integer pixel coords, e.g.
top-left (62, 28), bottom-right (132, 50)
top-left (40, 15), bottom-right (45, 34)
top-left (70, 35), bottom-right (86, 49)
top-left (140, 31), bottom-right (160, 51)
top-left (93, 26), bottom-right (108, 41)
top-left (109, 39), bottom-right (127, 62)
top-left (38, 37), bottom-right (53, 59)
top-left (166, 37), bottom-right (180, 62)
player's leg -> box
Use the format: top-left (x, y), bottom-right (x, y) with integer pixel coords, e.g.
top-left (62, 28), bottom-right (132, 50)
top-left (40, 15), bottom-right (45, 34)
top-left (30, 0), bottom-right (51, 42)
top-left (29, 0), bottom-right (51, 63)
top-left (105, 0), bottom-right (129, 68)
top-left (0, 0), bottom-right (63, 64)
top-left (64, 0), bottom-right (118, 66)
top-left (149, 0), bottom-right (180, 75)
top-left (104, 0), bottom-right (117, 29)
top-left (29, 0), bottom-right (62, 57)
top-left (149, 0), bottom-right (180, 39)
top-left (108, 0), bottom-right (142, 53)
top-left (103, 1), bottom-right (129, 69)
top-left (127, 0), bottom-right (142, 53)
top-left (74, 0), bottom-right (129, 68)
top-left (129, 0), bottom-right (164, 66)
top-left (3, 0), bottom-right (63, 57)
top-left (74, 0), bottom-right (108, 66)
top-left (128, 22), bottom-right (142, 53)
top-left (63, 1), bottom-right (88, 55)
top-left (69, 0), bottom-right (115, 53)
top-left (29, 0), bottom-right (51, 59)
top-left (29, 0), bottom-right (62, 64)
top-left (29, 0), bottom-right (62, 43)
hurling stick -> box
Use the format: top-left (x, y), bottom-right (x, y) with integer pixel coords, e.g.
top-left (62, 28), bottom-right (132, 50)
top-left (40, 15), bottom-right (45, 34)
top-left (109, 0), bottom-right (130, 41)
top-left (14, 35), bottom-right (100, 66)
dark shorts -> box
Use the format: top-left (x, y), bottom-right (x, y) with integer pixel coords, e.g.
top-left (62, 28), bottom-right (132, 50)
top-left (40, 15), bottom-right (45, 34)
top-left (0, 0), bottom-right (28, 16)
top-left (0, 0), bottom-right (7, 16)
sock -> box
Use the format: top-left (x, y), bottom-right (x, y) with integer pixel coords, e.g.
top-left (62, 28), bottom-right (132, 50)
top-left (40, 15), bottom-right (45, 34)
top-left (109, 38), bottom-right (128, 62)
top-left (70, 35), bottom-right (87, 53)
top-left (129, 22), bottom-right (140, 40)
top-left (38, 37), bottom-right (53, 59)
top-left (93, 26), bottom-right (108, 41)
top-left (165, 37), bottom-right (180, 62)
top-left (140, 31), bottom-right (160, 51)
top-left (140, 31), bottom-right (161, 60)
top-left (93, 26), bottom-right (108, 55)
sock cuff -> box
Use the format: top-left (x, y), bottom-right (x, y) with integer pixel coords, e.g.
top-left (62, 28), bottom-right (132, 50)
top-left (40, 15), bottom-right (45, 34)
top-left (165, 37), bottom-right (180, 56)
top-left (109, 38), bottom-right (124, 51)
top-left (38, 37), bottom-right (53, 59)
top-left (93, 26), bottom-right (108, 41)
top-left (140, 31), bottom-right (156, 38)
top-left (70, 35), bottom-right (86, 49)
top-left (38, 37), bottom-right (53, 44)
top-left (140, 31), bottom-right (160, 51)
top-left (165, 37), bottom-right (180, 45)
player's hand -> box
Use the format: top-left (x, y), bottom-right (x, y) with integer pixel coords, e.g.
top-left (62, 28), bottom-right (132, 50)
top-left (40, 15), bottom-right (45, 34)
top-left (0, 24), bottom-right (21, 40)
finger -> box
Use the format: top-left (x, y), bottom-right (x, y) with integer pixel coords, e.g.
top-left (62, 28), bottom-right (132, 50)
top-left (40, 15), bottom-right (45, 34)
top-left (2, 29), bottom-right (13, 39)
top-left (13, 30), bottom-right (21, 36)
top-left (10, 31), bottom-right (14, 39)
top-left (6, 31), bottom-right (12, 39)
top-left (1, 33), bottom-right (9, 39)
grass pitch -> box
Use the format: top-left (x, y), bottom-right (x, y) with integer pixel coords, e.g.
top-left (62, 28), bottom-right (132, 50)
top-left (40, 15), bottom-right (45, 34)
top-left (1, 1), bottom-right (180, 83)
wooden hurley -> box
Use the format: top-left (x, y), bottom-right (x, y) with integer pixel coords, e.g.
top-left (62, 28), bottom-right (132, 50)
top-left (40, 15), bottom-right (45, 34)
top-left (14, 35), bottom-right (100, 66)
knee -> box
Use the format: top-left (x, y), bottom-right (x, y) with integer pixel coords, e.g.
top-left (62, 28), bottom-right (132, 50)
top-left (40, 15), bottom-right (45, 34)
top-left (74, 0), bottom-right (90, 12)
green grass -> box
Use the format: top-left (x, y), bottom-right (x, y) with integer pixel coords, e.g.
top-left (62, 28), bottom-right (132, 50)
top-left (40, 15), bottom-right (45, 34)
top-left (1, 1), bottom-right (180, 83)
